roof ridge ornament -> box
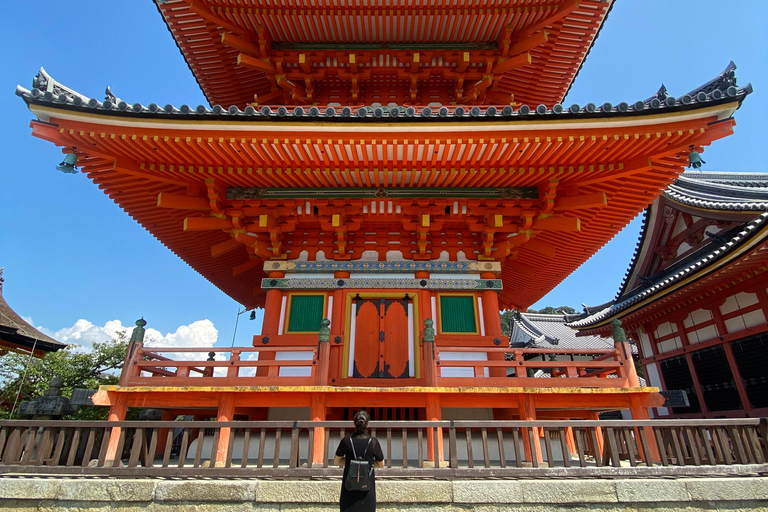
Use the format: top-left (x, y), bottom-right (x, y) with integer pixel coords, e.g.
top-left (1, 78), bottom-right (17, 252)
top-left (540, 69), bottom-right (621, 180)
top-left (685, 61), bottom-right (737, 97)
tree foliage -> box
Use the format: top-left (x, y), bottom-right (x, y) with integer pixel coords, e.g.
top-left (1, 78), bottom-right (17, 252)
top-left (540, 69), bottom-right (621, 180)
top-left (527, 305), bottom-right (577, 315)
top-left (0, 332), bottom-right (128, 419)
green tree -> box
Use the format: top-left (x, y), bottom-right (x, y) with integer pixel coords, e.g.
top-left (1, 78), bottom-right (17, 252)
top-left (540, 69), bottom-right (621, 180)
top-left (0, 332), bottom-right (128, 419)
top-left (500, 310), bottom-right (516, 337)
top-left (527, 305), bottom-right (577, 315)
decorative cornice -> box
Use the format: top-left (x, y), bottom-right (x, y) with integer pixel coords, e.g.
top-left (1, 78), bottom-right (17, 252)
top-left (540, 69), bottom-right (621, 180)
top-left (229, 187), bottom-right (538, 200)
top-left (260, 277), bottom-right (502, 290)
top-left (265, 260), bottom-right (501, 274)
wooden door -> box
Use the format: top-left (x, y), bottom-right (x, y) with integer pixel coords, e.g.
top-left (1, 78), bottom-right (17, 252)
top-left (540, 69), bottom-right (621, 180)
top-left (351, 296), bottom-right (412, 379)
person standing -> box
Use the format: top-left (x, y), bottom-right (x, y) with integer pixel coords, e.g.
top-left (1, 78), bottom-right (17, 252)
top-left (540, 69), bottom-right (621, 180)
top-left (334, 410), bottom-right (385, 512)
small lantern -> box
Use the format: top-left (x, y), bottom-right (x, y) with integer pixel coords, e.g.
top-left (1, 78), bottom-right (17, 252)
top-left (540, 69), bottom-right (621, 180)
top-left (56, 152), bottom-right (78, 174)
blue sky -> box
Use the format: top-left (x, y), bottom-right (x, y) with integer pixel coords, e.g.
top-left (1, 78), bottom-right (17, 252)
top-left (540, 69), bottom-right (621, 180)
top-left (1, 1), bottom-right (766, 350)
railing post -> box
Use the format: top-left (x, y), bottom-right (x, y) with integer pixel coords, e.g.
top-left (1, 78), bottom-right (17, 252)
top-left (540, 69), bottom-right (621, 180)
top-left (422, 319), bottom-right (437, 386)
top-left (630, 394), bottom-right (661, 463)
top-left (118, 318), bottom-right (146, 386)
top-left (104, 394), bottom-right (128, 466)
top-left (611, 319), bottom-right (640, 387)
top-left (425, 393), bottom-right (443, 464)
top-left (310, 394), bottom-right (327, 467)
top-left (518, 394), bottom-right (543, 464)
top-left (214, 392), bottom-right (235, 467)
top-left (227, 350), bottom-right (241, 380)
top-left (316, 319), bottom-right (331, 385)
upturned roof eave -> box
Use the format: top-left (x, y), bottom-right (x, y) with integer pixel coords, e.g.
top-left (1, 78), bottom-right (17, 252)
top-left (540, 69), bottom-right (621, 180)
top-left (568, 212), bottom-right (768, 331)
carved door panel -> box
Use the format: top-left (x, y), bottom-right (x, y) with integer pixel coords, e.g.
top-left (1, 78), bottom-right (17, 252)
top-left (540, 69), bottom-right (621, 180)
top-left (352, 300), bottom-right (381, 379)
top-left (352, 296), bottom-right (411, 379)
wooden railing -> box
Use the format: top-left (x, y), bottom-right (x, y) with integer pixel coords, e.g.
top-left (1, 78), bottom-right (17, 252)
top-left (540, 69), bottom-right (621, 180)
top-left (120, 344), bottom-right (319, 386)
top-left (119, 336), bottom-right (635, 389)
top-left (1, 419), bottom-right (765, 477)
top-left (435, 347), bottom-right (636, 388)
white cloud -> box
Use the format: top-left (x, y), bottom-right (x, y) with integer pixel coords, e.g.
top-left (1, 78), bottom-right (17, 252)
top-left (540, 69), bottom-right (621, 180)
top-left (49, 319), bottom-right (219, 359)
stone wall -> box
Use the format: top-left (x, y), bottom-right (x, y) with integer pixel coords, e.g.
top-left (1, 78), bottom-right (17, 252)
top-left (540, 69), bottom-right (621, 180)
top-left (0, 477), bottom-right (766, 511)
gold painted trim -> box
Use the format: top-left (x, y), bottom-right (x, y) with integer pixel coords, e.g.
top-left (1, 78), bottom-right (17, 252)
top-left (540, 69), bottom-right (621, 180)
top-left (284, 291), bottom-right (328, 334)
top-left (436, 292), bottom-right (480, 335)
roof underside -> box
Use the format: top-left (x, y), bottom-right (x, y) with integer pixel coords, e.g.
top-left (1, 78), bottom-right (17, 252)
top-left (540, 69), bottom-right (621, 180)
top-left (157, 0), bottom-right (613, 107)
top-left (23, 89), bottom-right (743, 309)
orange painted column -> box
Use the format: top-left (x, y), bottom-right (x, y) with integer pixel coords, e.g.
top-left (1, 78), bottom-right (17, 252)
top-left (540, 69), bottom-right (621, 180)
top-left (154, 410), bottom-right (176, 458)
top-left (104, 393), bottom-right (128, 466)
top-left (327, 275), bottom-right (348, 383)
top-left (418, 287), bottom-right (433, 383)
top-left (257, 271), bottom-right (285, 376)
top-left (311, 394), bottom-right (327, 467)
top-left (215, 392), bottom-right (235, 466)
top-left (425, 393), bottom-right (443, 463)
top-left (589, 412), bottom-right (605, 459)
top-left (480, 277), bottom-right (506, 378)
top-left (630, 394), bottom-right (660, 463)
top-left (518, 394), bottom-right (542, 464)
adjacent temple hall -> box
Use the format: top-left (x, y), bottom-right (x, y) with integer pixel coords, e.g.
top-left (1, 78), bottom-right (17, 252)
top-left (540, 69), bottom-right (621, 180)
top-left (16, 0), bottom-right (752, 464)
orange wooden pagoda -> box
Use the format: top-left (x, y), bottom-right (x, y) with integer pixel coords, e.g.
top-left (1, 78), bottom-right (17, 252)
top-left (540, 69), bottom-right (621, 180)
top-left (17, 0), bottom-right (751, 463)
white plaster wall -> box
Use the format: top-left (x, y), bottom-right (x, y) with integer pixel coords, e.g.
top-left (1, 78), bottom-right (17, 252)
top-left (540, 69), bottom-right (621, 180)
top-left (638, 330), bottom-right (653, 359)
top-left (276, 351), bottom-right (315, 377)
top-left (725, 309), bottom-right (765, 333)
top-left (720, 292), bottom-right (765, 332)
top-left (720, 292), bottom-right (759, 314)
top-left (439, 352), bottom-right (489, 378)
top-left (654, 322), bottom-right (681, 353)
top-left (683, 308), bottom-right (718, 344)
top-left (644, 363), bottom-right (669, 417)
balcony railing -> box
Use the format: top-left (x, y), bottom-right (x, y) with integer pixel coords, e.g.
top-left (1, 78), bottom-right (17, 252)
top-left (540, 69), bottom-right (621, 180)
top-left (118, 334), bottom-right (639, 388)
top-left (1, 419), bottom-right (765, 477)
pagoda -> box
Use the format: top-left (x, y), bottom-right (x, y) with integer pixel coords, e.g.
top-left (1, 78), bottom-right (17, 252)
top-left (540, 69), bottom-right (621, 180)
top-left (16, 0), bottom-right (751, 464)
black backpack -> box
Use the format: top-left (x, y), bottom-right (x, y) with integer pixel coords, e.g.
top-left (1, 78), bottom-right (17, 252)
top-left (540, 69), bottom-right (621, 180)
top-left (344, 437), bottom-right (373, 492)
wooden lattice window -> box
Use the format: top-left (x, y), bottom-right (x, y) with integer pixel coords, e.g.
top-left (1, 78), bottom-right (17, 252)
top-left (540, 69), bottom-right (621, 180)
top-left (287, 294), bottom-right (325, 333)
top-left (439, 295), bottom-right (477, 333)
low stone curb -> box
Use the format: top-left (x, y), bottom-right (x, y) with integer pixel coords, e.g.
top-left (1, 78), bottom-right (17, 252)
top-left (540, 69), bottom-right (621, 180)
top-left (0, 476), bottom-right (766, 508)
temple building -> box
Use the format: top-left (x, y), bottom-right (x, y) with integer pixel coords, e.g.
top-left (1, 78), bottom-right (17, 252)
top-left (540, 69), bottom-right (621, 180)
top-left (569, 172), bottom-right (768, 419)
top-left (15, 0), bottom-right (753, 464)
top-left (0, 270), bottom-right (65, 357)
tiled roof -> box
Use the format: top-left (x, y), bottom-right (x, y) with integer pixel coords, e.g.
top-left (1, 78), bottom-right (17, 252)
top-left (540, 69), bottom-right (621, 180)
top-left (665, 173), bottom-right (768, 211)
top-left (511, 312), bottom-right (614, 350)
top-left (16, 65), bottom-right (752, 123)
top-left (572, 169), bottom-right (768, 329)
top-left (567, 212), bottom-right (768, 329)
top-left (0, 272), bottom-right (65, 354)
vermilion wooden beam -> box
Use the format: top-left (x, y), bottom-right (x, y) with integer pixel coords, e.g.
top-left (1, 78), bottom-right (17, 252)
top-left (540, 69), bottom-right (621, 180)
top-left (183, 217), bottom-right (232, 231)
top-left (532, 216), bottom-right (581, 232)
top-left (157, 193), bottom-right (209, 211)
top-left (237, 53), bottom-right (276, 74)
top-left (507, 31), bottom-right (549, 57)
top-left (492, 52), bottom-right (532, 75)
top-left (553, 192), bottom-right (607, 211)
top-left (221, 32), bottom-right (262, 58)
top-left (211, 237), bottom-right (243, 258)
